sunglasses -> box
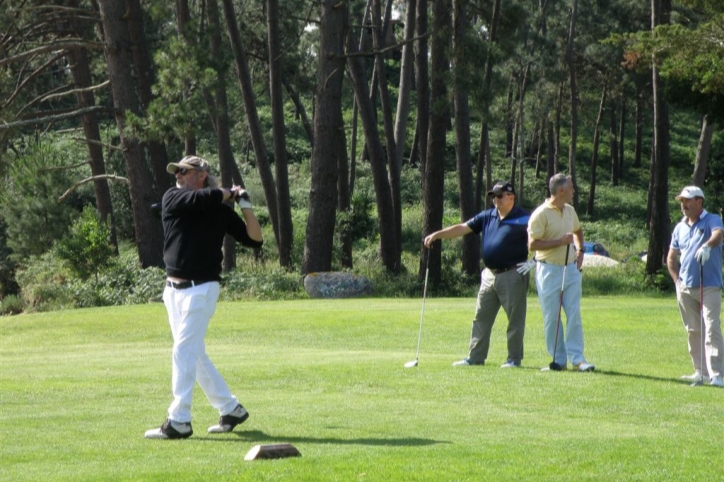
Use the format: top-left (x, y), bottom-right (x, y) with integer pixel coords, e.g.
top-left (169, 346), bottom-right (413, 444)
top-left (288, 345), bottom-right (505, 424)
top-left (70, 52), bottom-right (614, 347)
top-left (175, 167), bottom-right (196, 175)
top-left (493, 193), bottom-right (507, 199)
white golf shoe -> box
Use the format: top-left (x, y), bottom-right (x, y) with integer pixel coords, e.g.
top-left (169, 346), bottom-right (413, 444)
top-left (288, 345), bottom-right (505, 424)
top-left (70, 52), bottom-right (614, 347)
top-left (208, 404), bottom-right (249, 433)
top-left (452, 358), bottom-right (484, 367)
top-left (145, 419), bottom-right (193, 439)
top-left (710, 376), bottom-right (723, 387)
top-left (681, 372), bottom-right (703, 383)
top-left (575, 362), bottom-right (596, 372)
top-left (500, 361), bottom-right (521, 368)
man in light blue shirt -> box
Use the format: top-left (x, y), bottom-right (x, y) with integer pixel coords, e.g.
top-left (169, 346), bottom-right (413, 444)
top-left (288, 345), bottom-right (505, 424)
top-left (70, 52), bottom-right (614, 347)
top-left (667, 186), bottom-right (724, 387)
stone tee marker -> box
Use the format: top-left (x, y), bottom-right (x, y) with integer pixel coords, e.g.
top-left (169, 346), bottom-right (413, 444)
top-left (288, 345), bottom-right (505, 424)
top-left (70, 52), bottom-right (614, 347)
top-left (244, 443), bottom-right (301, 461)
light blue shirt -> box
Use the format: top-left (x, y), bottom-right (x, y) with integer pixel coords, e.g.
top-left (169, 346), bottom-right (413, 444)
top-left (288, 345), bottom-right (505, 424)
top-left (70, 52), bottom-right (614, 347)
top-left (670, 209), bottom-right (724, 288)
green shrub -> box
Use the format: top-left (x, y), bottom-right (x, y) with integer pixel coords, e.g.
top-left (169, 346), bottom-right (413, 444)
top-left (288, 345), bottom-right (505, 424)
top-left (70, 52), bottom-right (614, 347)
top-left (56, 207), bottom-right (117, 281)
top-left (221, 259), bottom-right (306, 301)
top-left (0, 294), bottom-right (24, 315)
top-left (15, 250), bottom-right (75, 312)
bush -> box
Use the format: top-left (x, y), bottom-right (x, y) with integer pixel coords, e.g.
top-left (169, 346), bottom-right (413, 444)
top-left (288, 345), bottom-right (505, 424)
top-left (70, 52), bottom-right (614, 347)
top-left (15, 250), bottom-right (75, 312)
top-left (0, 294), bottom-right (24, 315)
top-left (56, 207), bottom-right (117, 281)
top-left (221, 259), bottom-right (306, 301)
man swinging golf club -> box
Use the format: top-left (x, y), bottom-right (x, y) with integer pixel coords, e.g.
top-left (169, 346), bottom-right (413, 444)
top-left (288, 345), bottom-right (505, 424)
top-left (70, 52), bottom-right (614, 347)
top-left (145, 156), bottom-right (263, 439)
top-left (424, 181), bottom-right (531, 368)
top-left (667, 186), bottom-right (724, 387)
top-left (528, 174), bottom-right (595, 372)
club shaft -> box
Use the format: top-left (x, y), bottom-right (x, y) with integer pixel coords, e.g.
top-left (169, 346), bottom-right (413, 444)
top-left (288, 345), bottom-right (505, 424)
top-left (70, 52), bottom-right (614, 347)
top-left (700, 263), bottom-right (705, 379)
top-left (552, 244), bottom-right (571, 365)
top-left (415, 260), bottom-right (430, 360)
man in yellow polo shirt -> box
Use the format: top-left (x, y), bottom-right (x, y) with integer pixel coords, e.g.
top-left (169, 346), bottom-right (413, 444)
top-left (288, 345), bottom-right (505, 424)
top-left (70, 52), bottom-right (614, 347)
top-left (528, 173), bottom-right (595, 372)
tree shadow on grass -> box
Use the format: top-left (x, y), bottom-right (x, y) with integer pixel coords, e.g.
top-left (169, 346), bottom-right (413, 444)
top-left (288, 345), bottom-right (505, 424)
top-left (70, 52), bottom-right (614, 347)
top-left (194, 429), bottom-right (450, 446)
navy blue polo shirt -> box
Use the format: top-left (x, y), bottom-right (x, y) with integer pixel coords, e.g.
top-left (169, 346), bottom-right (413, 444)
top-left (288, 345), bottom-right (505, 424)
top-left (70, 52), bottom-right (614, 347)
top-left (466, 205), bottom-right (530, 270)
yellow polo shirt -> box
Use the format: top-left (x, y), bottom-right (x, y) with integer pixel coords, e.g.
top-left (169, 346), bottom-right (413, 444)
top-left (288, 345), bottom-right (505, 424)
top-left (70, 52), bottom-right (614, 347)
top-left (528, 199), bottom-right (580, 265)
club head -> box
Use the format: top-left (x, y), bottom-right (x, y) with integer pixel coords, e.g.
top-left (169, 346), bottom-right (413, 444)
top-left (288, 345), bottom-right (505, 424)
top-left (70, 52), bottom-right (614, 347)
top-left (404, 360), bottom-right (418, 368)
top-left (549, 362), bottom-right (564, 371)
top-left (690, 380), bottom-right (704, 387)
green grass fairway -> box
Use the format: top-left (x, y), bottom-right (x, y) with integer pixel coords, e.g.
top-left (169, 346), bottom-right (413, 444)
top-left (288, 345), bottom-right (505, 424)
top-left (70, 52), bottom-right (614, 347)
top-left (2, 296), bottom-right (722, 481)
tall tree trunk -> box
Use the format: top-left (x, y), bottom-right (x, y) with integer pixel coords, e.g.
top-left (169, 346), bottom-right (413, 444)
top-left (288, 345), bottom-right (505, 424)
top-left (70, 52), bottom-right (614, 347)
top-left (511, 63), bottom-right (530, 201)
top-left (476, 0), bottom-right (501, 211)
top-left (505, 79), bottom-right (515, 158)
top-left (394, 0), bottom-right (417, 168)
top-left (566, 0), bottom-right (580, 209)
top-left (349, 101), bottom-right (358, 197)
top-left (283, 76), bottom-right (314, 147)
top-left (421, 0), bottom-right (451, 284)
top-left (338, 128), bottom-right (353, 269)
top-left (206, 0), bottom-right (239, 271)
top-left (97, 0), bottom-right (164, 268)
top-left (126, 0), bottom-right (170, 193)
top-left (476, 123), bottom-right (488, 212)
top-left (267, 0), bottom-right (294, 268)
top-left (610, 97), bottom-right (619, 186)
top-left (60, 0), bottom-right (117, 251)
top-left (618, 98), bottom-right (626, 178)
top-left (535, 119), bottom-right (544, 179)
top-left (554, 82), bottom-right (564, 177)
top-left (303, 0), bottom-right (348, 273)
top-left (175, 0), bottom-right (196, 155)
top-left (546, 119), bottom-right (555, 187)
top-left (453, 0), bottom-right (479, 277)
top-left (415, 0), bottom-right (429, 185)
top-left (587, 83), bottom-right (607, 217)
top-left (634, 78), bottom-right (645, 168)
top-left (693, 115), bottom-right (714, 187)
top-left (347, 22), bottom-right (399, 273)
top-left (646, 0), bottom-right (671, 275)
top-left (371, 0), bottom-right (401, 258)
top-left (221, 0), bottom-right (282, 251)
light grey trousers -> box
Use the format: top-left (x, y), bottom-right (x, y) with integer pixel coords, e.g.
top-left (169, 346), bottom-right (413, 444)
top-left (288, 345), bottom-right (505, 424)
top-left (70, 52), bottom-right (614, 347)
top-left (677, 285), bottom-right (724, 378)
top-left (468, 267), bottom-right (529, 364)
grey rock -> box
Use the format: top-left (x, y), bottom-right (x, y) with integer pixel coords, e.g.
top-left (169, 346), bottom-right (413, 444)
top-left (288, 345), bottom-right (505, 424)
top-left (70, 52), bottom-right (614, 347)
top-left (303, 272), bottom-right (373, 299)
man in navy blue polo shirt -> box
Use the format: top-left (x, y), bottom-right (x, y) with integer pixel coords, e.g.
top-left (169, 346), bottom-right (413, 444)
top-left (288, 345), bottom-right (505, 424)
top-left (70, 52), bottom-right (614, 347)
top-left (424, 181), bottom-right (531, 368)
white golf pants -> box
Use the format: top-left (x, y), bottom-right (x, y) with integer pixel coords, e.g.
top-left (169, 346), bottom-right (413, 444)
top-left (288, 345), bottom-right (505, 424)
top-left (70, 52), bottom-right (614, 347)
top-left (535, 261), bottom-right (587, 367)
top-left (163, 281), bottom-right (238, 423)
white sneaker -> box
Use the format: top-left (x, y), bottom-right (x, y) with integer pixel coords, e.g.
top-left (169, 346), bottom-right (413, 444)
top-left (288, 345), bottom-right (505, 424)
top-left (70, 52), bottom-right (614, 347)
top-left (452, 358), bottom-right (483, 366)
top-left (500, 361), bottom-right (521, 368)
top-left (710, 376), bottom-right (723, 387)
top-left (681, 372), bottom-right (703, 383)
top-left (576, 362), bottom-right (596, 372)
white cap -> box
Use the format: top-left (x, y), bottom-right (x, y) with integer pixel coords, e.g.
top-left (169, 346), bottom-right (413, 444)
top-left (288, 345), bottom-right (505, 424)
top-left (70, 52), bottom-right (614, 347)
top-left (675, 186), bottom-right (705, 200)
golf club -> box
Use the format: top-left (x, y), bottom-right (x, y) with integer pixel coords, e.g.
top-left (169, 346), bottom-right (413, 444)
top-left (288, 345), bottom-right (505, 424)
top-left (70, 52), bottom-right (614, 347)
top-left (405, 249), bottom-right (430, 368)
top-left (692, 262), bottom-right (705, 387)
top-left (549, 243), bottom-right (571, 371)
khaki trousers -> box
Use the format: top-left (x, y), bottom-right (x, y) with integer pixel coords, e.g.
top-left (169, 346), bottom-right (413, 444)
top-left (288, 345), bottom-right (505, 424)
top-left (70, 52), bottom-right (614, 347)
top-left (677, 285), bottom-right (724, 378)
top-left (468, 268), bottom-right (528, 364)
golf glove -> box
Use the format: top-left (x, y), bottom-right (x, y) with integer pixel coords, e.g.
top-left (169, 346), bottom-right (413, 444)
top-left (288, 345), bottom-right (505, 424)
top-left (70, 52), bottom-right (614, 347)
top-left (516, 259), bottom-right (536, 275)
top-left (695, 245), bottom-right (711, 265)
top-left (236, 189), bottom-right (253, 210)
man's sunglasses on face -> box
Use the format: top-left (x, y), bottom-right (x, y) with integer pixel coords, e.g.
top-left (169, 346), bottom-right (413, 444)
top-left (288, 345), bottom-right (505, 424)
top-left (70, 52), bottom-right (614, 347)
top-left (175, 167), bottom-right (195, 175)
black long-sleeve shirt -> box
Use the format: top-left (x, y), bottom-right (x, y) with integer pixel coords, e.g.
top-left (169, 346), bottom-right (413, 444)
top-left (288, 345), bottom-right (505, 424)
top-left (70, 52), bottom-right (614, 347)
top-left (162, 186), bottom-right (263, 281)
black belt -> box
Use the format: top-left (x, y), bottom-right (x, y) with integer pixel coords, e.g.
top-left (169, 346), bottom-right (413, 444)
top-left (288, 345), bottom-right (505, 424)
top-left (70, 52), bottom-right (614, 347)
top-left (166, 279), bottom-right (209, 290)
top-left (488, 265), bottom-right (518, 275)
